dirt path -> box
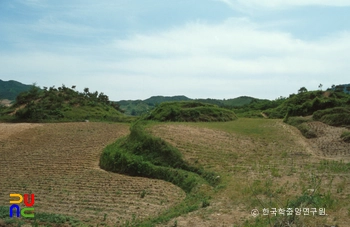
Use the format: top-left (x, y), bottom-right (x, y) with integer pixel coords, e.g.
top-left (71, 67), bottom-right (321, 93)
top-left (260, 112), bottom-right (268, 119)
top-left (0, 122), bottom-right (185, 226)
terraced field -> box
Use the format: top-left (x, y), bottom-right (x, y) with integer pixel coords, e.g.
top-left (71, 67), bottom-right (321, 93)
top-left (0, 123), bottom-right (185, 226)
top-left (0, 119), bottom-right (349, 226)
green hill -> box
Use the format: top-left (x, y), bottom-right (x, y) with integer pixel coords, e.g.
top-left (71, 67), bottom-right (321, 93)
top-left (118, 95), bottom-right (256, 116)
top-left (143, 101), bottom-right (237, 122)
top-left (144, 95), bottom-right (191, 105)
top-left (0, 79), bottom-right (33, 101)
top-left (263, 90), bottom-right (350, 119)
top-left (1, 85), bottom-right (132, 123)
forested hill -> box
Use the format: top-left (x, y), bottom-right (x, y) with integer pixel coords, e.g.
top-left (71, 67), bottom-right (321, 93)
top-left (0, 79), bottom-right (33, 100)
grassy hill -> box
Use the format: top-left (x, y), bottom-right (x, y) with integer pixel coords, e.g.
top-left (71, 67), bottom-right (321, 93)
top-left (0, 79), bottom-right (33, 101)
top-left (233, 88), bottom-right (350, 120)
top-left (263, 90), bottom-right (350, 119)
top-left (143, 101), bottom-right (238, 122)
top-left (0, 84), bottom-right (132, 122)
top-left (231, 86), bottom-right (350, 139)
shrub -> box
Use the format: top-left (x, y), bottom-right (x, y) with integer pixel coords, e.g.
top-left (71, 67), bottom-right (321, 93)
top-left (296, 123), bottom-right (317, 138)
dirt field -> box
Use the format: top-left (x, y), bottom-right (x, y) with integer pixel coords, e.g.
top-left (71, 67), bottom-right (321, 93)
top-left (0, 122), bottom-right (185, 226)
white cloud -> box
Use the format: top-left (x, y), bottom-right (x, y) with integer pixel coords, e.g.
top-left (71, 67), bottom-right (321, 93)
top-left (108, 18), bottom-right (350, 98)
top-left (217, 0), bottom-right (350, 11)
top-left (112, 19), bottom-right (350, 76)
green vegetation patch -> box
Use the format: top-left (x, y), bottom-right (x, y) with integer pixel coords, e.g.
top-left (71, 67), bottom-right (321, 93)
top-left (264, 91), bottom-right (341, 118)
top-left (318, 160), bottom-right (350, 172)
top-left (143, 101), bottom-right (237, 122)
top-left (0, 206), bottom-right (81, 227)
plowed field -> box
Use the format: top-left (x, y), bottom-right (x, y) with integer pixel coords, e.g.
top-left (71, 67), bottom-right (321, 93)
top-left (0, 123), bottom-right (185, 226)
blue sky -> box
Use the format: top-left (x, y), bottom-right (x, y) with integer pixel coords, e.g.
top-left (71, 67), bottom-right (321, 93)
top-left (1, 0), bottom-right (349, 101)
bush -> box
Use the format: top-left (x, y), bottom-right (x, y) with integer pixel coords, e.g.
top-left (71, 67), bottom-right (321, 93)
top-left (296, 123), bottom-right (317, 138)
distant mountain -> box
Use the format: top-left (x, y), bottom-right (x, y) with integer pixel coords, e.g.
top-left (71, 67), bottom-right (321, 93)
top-left (117, 95), bottom-right (257, 116)
top-left (117, 95), bottom-right (191, 116)
top-left (0, 79), bottom-right (33, 101)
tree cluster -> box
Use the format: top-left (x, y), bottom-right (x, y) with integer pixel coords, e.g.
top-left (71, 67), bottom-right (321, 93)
top-left (13, 84), bottom-right (123, 122)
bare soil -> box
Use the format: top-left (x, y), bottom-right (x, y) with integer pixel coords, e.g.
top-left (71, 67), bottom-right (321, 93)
top-left (306, 121), bottom-right (350, 159)
top-left (0, 122), bottom-right (185, 226)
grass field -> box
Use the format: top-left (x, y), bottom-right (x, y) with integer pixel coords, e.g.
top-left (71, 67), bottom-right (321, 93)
top-left (0, 118), bottom-right (349, 226)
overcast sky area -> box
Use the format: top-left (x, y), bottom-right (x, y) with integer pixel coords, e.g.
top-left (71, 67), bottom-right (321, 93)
top-left (1, 0), bottom-right (349, 101)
